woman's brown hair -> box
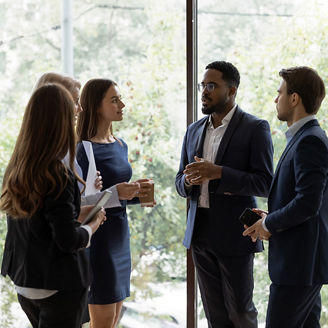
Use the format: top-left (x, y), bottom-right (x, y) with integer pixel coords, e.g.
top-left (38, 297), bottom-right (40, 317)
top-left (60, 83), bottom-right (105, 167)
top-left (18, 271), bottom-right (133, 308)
top-left (0, 83), bottom-right (78, 218)
top-left (77, 78), bottom-right (119, 142)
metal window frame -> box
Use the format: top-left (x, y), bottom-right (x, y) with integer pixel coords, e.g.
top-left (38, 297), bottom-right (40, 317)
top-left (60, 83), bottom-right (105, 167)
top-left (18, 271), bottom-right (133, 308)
top-left (186, 0), bottom-right (198, 327)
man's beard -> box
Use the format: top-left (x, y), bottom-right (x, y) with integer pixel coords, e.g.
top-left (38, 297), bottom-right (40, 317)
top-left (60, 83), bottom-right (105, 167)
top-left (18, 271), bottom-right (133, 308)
top-left (201, 97), bottom-right (229, 115)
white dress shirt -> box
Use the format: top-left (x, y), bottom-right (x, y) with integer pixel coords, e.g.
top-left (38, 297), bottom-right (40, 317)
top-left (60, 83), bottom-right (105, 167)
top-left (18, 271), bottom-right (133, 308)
top-left (198, 105), bottom-right (237, 208)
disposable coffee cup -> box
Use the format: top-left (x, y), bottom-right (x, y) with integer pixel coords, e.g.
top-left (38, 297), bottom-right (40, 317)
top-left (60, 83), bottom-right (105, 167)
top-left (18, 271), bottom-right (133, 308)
top-left (139, 180), bottom-right (154, 206)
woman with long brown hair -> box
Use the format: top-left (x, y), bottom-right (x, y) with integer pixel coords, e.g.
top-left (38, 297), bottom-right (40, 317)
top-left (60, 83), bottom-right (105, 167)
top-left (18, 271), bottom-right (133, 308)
top-left (0, 83), bottom-right (106, 328)
top-left (76, 78), bottom-right (154, 328)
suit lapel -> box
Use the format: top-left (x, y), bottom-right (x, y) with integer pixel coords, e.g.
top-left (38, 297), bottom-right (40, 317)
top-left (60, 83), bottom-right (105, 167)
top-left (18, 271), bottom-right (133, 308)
top-left (269, 119), bottom-right (319, 194)
top-left (214, 106), bottom-right (243, 164)
top-left (195, 117), bottom-right (209, 158)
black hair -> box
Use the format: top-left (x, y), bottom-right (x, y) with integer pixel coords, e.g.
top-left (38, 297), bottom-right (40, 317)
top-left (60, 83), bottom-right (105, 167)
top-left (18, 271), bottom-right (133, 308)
top-left (206, 61), bottom-right (240, 88)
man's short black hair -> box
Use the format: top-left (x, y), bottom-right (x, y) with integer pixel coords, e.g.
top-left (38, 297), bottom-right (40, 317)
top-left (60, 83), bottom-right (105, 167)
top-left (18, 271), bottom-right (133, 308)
top-left (206, 61), bottom-right (240, 88)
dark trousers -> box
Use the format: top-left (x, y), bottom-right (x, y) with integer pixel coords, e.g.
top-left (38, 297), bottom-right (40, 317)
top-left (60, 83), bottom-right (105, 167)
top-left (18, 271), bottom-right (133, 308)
top-left (192, 208), bottom-right (258, 328)
top-left (266, 283), bottom-right (322, 328)
top-left (17, 289), bottom-right (88, 328)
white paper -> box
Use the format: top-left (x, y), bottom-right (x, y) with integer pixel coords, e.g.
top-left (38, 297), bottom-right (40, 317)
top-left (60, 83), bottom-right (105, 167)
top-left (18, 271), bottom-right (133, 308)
top-left (82, 141), bottom-right (100, 196)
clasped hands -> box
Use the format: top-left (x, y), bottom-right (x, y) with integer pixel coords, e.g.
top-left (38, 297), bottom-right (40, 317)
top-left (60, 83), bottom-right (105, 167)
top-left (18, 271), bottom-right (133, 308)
top-left (242, 209), bottom-right (271, 242)
top-left (184, 156), bottom-right (222, 185)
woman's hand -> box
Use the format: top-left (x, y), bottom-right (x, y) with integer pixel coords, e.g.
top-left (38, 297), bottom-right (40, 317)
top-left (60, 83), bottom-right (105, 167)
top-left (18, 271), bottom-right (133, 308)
top-left (94, 171), bottom-right (103, 190)
top-left (135, 178), bottom-right (156, 207)
top-left (78, 205), bottom-right (94, 223)
top-left (116, 182), bottom-right (140, 200)
top-left (79, 205), bottom-right (106, 233)
top-left (87, 208), bottom-right (107, 234)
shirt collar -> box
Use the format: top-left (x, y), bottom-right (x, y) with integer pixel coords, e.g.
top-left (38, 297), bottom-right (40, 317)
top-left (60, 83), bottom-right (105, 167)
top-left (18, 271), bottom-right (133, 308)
top-left (285, 115), bottom-right (316, 143)
top-left (208, 104), bottom-right (237, 129)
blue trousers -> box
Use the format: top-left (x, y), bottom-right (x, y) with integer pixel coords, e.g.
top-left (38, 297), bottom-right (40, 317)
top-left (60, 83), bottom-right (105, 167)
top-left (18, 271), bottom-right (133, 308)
top-left (266, 283), bottom-right (322, 328)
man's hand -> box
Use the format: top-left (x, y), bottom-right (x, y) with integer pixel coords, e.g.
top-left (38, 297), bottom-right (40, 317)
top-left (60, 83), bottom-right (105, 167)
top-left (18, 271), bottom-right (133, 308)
top-left (243, 212), bottom-right (271, 242)
top-left (183, 156), bottom-right (222, 185)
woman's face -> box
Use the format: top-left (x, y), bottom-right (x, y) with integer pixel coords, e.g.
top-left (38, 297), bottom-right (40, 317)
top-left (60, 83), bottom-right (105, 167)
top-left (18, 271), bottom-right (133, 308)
top-left (71, 87), bottom-right (82, 125)
top-left (97, 85), bottom-right (125, 122)
top-left (72, 88), bottom-right (82, 113)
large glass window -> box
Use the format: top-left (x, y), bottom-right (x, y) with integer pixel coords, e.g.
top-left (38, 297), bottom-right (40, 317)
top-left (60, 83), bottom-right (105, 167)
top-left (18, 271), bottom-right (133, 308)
top-left (197, 0), bottom-right (328, 327)
top-left (0, 1), bottom-right (186, 327)
top-left (1, 1), bottom-right (328, 327)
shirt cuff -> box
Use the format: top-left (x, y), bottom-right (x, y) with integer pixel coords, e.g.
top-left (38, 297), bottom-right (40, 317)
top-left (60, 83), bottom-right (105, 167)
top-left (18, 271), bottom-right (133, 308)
top-left (81, 225), bottom-right (92, 248)
top-left (107, 186), bottom-right (120, 207)
top-left (262, 216), bottom-right (269, 232)
top-left (184, 177), bottom-right (193, 192)
top-left (80, 186), bottom-right (121, 208)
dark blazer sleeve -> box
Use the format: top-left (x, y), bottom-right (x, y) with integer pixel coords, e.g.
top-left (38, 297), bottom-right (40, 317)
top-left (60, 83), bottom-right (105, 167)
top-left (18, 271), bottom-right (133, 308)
top-left (266, 135), bottom-right (328, 233)
top-left (1, 171), bottom-right (90, 290)
top-left (216, 120), bottom-right (273, 197)
top-left (175, 127), bottom-right (193, 198)
top-left (43, 174), bottom-right (89, 252)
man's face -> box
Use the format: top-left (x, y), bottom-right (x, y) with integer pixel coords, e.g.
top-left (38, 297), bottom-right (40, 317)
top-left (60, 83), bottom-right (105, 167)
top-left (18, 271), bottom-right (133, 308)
top-left (275, 80), bottom-right (293, 123)
top-left (200, 69), bottom-right (234, 115)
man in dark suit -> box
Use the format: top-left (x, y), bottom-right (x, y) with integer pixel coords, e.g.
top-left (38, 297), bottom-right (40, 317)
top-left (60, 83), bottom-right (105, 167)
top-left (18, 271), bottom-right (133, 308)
top-left (175, 61), bottom-right (273, 328)
top-left (243, 66), bottom-right (328, 328)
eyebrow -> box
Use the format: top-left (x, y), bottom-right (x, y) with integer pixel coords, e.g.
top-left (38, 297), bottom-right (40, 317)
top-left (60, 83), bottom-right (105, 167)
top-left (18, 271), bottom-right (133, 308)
top-left (111, 95), bottom-right (121, 99)
top-left (201, 81), bottom-right (218, 85)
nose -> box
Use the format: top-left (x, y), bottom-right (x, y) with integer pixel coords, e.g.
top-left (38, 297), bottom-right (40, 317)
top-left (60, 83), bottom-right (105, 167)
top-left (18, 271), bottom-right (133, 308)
top-left (274, 96), bottom-right (278, 104)
top-left (74, 102), bottom-right (82, 115)
top-left (119, 100), bottom-right (125, 109)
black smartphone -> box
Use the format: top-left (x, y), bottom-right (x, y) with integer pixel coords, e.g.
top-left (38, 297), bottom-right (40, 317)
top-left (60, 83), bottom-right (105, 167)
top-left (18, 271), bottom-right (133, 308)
top-left (239, 208), bottom-right (262, 226)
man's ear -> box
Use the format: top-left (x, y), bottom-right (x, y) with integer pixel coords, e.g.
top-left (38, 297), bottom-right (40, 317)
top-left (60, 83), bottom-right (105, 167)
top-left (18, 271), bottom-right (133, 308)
top-left (291, 92), bottom-right (301, 106)
top-left (229, 86), bottom-right (237, 97)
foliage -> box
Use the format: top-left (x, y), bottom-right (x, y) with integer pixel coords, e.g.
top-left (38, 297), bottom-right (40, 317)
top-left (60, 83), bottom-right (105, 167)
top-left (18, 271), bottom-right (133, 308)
top-left (0, 111), bottom-right (23, 327)
top-left (196, 0), bottom-right (328, 324)
top-left (226, 0), bottom-right (328, 323)
top-left (1, 0), bottom-right (328, 326)
top-left (0, 0), bottom-right (187, 324)
top-left (73, 0), bottom-right (188, 299)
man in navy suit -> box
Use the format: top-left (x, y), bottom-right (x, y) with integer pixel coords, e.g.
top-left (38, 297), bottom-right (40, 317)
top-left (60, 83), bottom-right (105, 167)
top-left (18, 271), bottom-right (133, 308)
top-left (175, 61), bottom-right (273, 327)
top-left (243, 66), bottom-right (328, 327)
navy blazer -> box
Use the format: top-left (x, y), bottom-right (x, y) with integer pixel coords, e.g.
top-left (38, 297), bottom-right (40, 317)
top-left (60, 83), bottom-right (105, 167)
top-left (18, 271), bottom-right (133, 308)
top-left (1, 170), bottom-right (90, 291)
top-left (176, 106), bottom-right (274, 256)
top-left (266, 119), bottom-right (328, 285)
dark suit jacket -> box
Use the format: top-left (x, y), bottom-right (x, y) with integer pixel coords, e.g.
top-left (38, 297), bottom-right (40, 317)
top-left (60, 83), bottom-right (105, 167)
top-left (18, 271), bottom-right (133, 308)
top-left (1, 170), bottom-right (90, 291)
top-left (175, 106), bottom-right (274, 256)
top-left (265, 119), bottom-right (328, 285)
